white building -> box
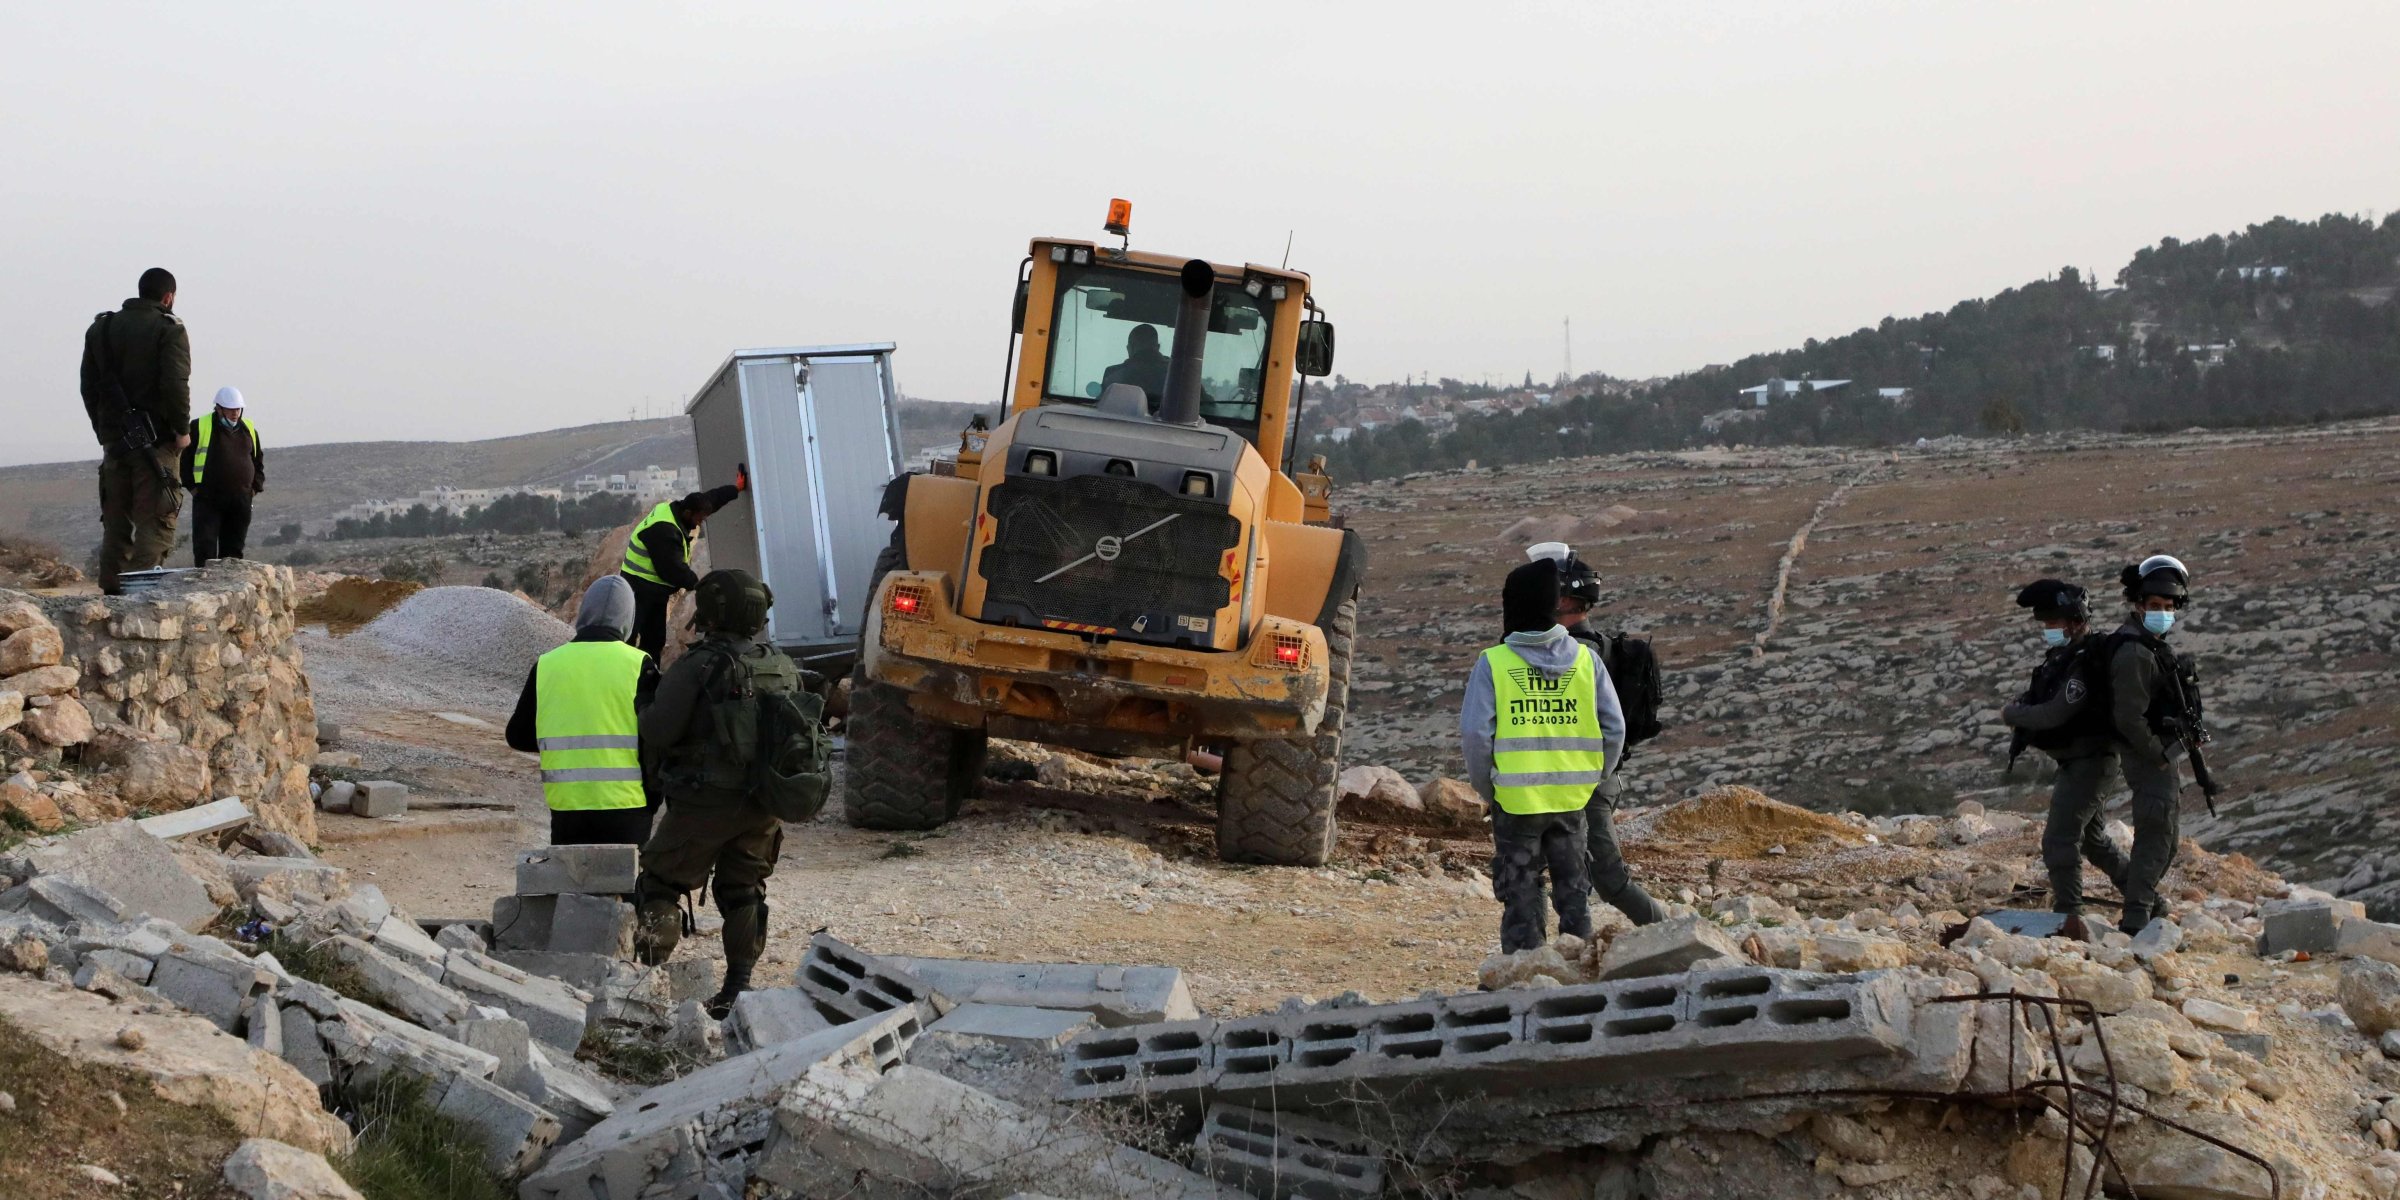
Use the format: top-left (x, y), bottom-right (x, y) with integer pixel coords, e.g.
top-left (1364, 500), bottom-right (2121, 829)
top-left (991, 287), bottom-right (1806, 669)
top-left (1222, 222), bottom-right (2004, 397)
top-left (1738, 378), bottom-right (1851, 408)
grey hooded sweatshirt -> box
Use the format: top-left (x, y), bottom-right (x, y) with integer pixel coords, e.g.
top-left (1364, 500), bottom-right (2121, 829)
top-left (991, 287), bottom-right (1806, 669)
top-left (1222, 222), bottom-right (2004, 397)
top-left (505, 576), bottom-right (656, 753)
top-left (1459, 624), bottom-right (1627, 807)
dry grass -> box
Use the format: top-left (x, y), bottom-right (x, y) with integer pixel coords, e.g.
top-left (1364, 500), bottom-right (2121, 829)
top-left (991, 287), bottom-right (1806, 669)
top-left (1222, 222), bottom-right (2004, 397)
top-left (0, 1018), bottom-right (242, 1199)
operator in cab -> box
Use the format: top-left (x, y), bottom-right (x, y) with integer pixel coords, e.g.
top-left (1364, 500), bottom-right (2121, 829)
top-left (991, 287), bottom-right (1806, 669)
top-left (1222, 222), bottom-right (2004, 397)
top-left (1101, 323), bottom-right (1171, 411)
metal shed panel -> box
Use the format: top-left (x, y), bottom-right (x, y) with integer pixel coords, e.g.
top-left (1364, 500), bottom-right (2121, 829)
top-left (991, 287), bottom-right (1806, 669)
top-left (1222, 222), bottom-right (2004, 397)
top-left (687, 366), bottom-right (761, 578)
top-left (739, 358), bottom-right (828, 649)
top-left (802, 356), bottom-right (901, 638)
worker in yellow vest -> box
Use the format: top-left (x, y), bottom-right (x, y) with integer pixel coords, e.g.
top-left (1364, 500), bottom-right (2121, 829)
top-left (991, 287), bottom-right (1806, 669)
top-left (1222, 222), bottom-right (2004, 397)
top-left (178, 386), bottom-right (265, 566)
top-left (1459, 557), bottom-right (1629, 952)
top-left (619, 483), bottom-right (742, 659)
top-left (507, 576), bottom-right (662, 845)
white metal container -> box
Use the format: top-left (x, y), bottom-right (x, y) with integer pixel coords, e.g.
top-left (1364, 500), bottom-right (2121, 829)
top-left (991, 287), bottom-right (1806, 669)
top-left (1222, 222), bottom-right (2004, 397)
top-left (685, 343), bottom-right (904, 666)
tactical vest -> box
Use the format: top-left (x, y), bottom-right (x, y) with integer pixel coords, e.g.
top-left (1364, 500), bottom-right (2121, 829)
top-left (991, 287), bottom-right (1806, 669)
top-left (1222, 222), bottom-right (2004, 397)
top-left (192, 416), bottom-right (259, 485)
top-left (533, 640), bottom-right (648, 811)
top-left (1483, 642), bottom-right (1608, 815)
top-left (619, 501), bottom-right (682, 587)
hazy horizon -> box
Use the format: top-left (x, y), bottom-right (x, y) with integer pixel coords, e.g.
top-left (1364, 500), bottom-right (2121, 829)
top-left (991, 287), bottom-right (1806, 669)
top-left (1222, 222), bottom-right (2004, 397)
top-left (6, 2), bottom-right (2397, 467)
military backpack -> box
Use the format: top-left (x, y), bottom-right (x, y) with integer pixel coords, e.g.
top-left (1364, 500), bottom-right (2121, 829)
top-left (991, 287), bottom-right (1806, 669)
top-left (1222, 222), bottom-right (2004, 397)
top-left (675, 640), bottom-right (831, 822)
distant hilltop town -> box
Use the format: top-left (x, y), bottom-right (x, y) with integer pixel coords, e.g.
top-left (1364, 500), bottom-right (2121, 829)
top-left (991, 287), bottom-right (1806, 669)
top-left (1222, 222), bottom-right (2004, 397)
top-left (327, 464), bottom-right (698, 528)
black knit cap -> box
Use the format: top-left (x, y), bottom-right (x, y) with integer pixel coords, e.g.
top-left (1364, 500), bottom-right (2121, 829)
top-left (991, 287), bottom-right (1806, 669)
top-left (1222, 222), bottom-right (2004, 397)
top-left (2014, 578), bottom-right (2088, 622)
top-left (1503, 558), bottom-right (1561, 636)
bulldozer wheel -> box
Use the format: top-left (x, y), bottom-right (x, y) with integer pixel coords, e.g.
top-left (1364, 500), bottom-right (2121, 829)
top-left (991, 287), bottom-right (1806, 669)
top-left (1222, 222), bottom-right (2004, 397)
top-left (843, 673), bottom-right (971, 831)
top-left (1215, 596), bottom-right (1355, 866)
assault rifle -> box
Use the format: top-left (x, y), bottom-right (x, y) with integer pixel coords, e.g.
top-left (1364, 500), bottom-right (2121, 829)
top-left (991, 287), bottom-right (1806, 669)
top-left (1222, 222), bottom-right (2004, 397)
top-left (2163, 655), bottom-right (2220, 816)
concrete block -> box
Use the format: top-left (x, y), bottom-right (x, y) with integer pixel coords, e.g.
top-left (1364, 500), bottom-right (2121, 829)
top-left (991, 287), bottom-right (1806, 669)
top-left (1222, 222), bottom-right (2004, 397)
top-left (759, 1063), bottom-right (1239, 1200)
top-left (927, 1003), bottom-right (1094, 1051)
top-left (318, 997), bottom-right (501, 1082)
top-left (370, 912), bottom-right (449, 974)
top-left (661, 958), bottom-right (716, 1005)
top-left (9, 820), bottom-right (218, 931)
top-left (352, 780), bottom-right (408, 818)
top-left (73, 960), bottom-right (171, 1006)
top-left (795, 932), bottom-right (951, 1024)
top-left (521, 1046), bottom-right (619, 1143)
top-left (150, 946), bottom-right (274, 1030)
top-left (886, 955), bottom-right (1199, 1026)
top-left (547, 892), bottom-right (633, 957)
top-left (1200, 1103), bottom-right (1383, 1200)
top-left (2337, 918), bottom-right (2400, 966)
top-left (328, 935), bottom-right (474, 1028)
top-left (489, 949), bottom-right (617, 993)
top-left (278, 1004), bottom-right (335, 1088)
top-left (318, 780), bottom-right (355, 814)
top-left (426, 919), bottom-right (492, 954)
top-left (3, 876), bottom-right (130, 928)
top-left (442, 949), bottom-right (590, 1051)
top-left (273, 976), bottom-right (347, 1021)
top-left (81, 946), bottom-right (154, 984)
top-left (301, 884), bottom-right (391, 940)
top-left (456, 1015), bottom-right (536, 1093)
top-left (436, 1071), bottom-right (562, 1177)
top-left (513, 845), bottom-right (636, 896)
top-left (729, 987), bottom-right (839, 1054)
top-left (520, 1009), bottom-right (920, 1200)
top-left (246, 994), bottom-right (284, 1056)
top-left (2260, 900), bottom-right (2346, 956)
top-left (1597, 914), bottom-right (1746, 980)
top-left (1061, 1018), bottom-right (1218, 1101)
top-left (137, 797), bottom-right (251, 842)
top-left (490, 894), bottom-right (554, 952)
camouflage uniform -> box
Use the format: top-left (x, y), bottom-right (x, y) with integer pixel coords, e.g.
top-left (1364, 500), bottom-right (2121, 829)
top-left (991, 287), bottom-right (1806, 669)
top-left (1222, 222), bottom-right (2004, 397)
top-left (1490, 809), bottom-right (1593, 953)
top-left (80, 297), bottom-right (191, 592)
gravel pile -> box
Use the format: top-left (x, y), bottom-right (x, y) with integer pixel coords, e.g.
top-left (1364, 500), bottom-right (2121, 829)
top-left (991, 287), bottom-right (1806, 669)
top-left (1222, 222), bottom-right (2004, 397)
top-left (355, 586), bottom-right (572, 688)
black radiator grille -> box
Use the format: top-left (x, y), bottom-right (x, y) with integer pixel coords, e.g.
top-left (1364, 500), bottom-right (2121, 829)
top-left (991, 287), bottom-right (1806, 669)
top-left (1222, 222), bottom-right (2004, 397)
top-left (978, 474), bottom-right (1239, 639)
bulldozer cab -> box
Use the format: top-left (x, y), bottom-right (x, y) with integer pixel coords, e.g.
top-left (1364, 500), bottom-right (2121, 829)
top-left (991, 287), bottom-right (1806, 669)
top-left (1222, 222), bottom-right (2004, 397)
top-left (1008, 239), bottom-right (1330, 460)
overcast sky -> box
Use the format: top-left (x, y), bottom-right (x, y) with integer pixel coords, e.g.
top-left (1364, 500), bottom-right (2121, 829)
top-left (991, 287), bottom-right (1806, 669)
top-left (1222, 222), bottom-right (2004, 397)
top-left (5, 1), bottom-right (2397, 467)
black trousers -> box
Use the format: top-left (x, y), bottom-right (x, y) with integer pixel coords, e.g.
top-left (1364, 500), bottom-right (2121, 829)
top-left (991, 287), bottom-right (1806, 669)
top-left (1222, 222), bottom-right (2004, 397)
top-left (625, 574), bottom-right (677, 660)
top-left (548, 797), bottom-right (658, 849)
top-left (2116, 750), bottom-right (2183, 934)
top-left (1492, 808), bottom-right (1593, 953)
top-left (191, 492), bottom-right (253, 566)
top-left (1585, 787), bottom-right (1665, 926)
top-left (2041, 752), bottom-right (2130, 916)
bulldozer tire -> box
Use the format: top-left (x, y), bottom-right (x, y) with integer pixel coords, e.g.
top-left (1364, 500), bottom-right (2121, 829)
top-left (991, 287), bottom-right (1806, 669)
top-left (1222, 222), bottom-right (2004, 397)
top-left (1215, 596), bottom-right (1355, 866)
top-left (843, 674), bottom-right (970, 831)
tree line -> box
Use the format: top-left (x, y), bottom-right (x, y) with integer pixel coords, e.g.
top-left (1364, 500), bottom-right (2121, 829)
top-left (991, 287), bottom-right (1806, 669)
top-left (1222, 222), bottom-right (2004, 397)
top-left (326, 491), bottom-right (641, 541)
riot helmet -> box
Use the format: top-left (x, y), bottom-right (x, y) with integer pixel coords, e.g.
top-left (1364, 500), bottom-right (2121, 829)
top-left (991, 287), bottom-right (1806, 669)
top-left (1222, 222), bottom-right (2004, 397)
top-left (2121, 555), bottom-right (2190, 607)
top-left (2014, 578), bottom-right (2089, 623)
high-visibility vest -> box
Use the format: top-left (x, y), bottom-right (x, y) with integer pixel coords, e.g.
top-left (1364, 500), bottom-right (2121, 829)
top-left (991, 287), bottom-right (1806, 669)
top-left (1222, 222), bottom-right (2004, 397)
top-left (619, 501), bottom-right (682, 587)
top-left (192, 416), bottom-right (259, 486)
top-left (533, 640), bottom-right (648, 811)
top-left (1483, 642), bottom-right (1608, 815)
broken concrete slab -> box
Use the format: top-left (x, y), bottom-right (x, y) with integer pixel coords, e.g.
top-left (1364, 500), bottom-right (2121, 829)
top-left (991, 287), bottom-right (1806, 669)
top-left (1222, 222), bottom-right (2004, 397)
top-left (2336, 917), bottom-right (2400, 966)
top-left (81, 947), bottom-right (155, 984)
top-left (2258, 898), bottom-right (2363, 956)
top-left (246, 994), bottom-right (284, 1056)
top-left (351, 780), bottom-right (408, 818)
top-left (433, 922), bottom-right (490, 955)
top-left (435, 1071), bottom-right (562, 1177)
top-left (1596, 914), bottom-right (1747, 980)
top-left (489, 949), bottom-right (618, 993)
top-left (547, 893), bottom-right (633, 957)
top-left (223, 858), bottom-right (348, 907)
top-left (513, 845), bottom-right (637, 897)
top-left (795, 931), bottom-right (951, 1024)
top-left (520, 1045), bottom-right (619, 1143)
top-left (326, 935), bottom-right (473, 1029)
top-left (884, 955), bottom-right (1200, 1027)
top-left (441, 949), bottom-right (589, 1051)
top-left (928, 1003), bottom-right (1095, 1051)
top-left (318, 997), bottom-right (501, 1084)
top-left (759, 1062), bottom-right (1242, 1200)
top-left (456, 1015), bottom-right (535, 1094)
top-left (1199, 1103), bottom-right (1384, 1200)
top-left (369, 913), bottom-right (450, 974)
top-left (727, 987), bottom-right (838, 1054)
top-left (3, 820), bottom-right (219, 931)
top-left (277, 1004), bottom-right (335, 1088)
top-left (520, 1009), bottom-right (921, 1200)
top-left (73, 960), bottom-right (172, 1006)
top-left (138, 797), bottom-right (252, 842)
top-left (5, 875), bottom-right (132, 928)
top-left (151, 946), bottom-right (276, 1031)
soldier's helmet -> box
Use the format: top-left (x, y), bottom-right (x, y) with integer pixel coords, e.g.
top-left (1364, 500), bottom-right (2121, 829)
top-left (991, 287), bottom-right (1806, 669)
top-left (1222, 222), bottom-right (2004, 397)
top-left (693, 569), bottom-right (773, 635)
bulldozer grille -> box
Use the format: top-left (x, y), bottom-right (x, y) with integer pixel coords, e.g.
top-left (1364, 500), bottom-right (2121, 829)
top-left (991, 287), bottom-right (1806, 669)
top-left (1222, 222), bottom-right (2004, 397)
top-left (979, 474), bottom-right (1239, 641)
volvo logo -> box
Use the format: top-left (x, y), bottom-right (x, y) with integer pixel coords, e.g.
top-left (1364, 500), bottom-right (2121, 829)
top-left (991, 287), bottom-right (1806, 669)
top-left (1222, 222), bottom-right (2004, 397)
top-left (1095, 535), bottom-right (1122, 562)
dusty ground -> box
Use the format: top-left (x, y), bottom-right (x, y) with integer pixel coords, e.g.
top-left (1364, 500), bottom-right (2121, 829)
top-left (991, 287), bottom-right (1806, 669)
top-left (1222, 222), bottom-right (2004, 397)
top-left (310, 417), bottom-right (2400, 1019)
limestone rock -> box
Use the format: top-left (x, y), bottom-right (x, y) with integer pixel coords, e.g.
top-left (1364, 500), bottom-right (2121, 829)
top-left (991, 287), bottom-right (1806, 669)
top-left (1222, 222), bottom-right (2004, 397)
top-left (2340, 957), bottom-right (2400, 1036)
top-left (0, 624), bottom-right (62, 674)
top-left (0, 598), bottom-right (47, 638)
top-left (1808, 1112), bottom-right (1888, 1163)
top-left (0, 773), bottom-right (63, 832)
top-left (1816, 933), bottom-right (1911, 972)
top-left (2053, 963), bottom-right (2151, 1014)
top-left (1336, 764), bottom-right (1421, 822)
top-left (222, 1138), bottom-right (365, 1200)
top-left (2, 664), bottom-right (78, 697)
top-left (1418, 777), bottom-right (1487, 830)
top-left (2068, 1015), bottom-right (2188, 1094)
top-left (0, 975), bottom-right (348, 1155)
top-left (2112, 1113), bottom-right (2303, 1200)
top-left (1598, 915), bottom-right (1746, 980)
top-left (0, 690), bottom-right (18, 735)
top-left (23, 696), bottom-right (94, 747)
top-left (112, 741), bottom-right (212, 808)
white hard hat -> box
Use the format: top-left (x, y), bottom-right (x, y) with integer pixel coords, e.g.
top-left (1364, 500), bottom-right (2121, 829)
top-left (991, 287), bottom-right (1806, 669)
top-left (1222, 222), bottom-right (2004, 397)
top-left (213, 386), bottom-right (246, 411)
top-left (1525, 541), bottom-right (1572, 565)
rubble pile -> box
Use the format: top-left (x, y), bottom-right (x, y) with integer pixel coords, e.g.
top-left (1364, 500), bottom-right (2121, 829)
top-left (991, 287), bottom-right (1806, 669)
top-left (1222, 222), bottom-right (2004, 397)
top-left (1, 562), bottom-right (319, 841)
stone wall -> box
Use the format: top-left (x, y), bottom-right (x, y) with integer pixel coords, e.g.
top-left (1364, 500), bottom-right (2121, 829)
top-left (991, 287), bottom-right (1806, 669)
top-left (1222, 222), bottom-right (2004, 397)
top-left (4, 562), bottom-right (317, 842)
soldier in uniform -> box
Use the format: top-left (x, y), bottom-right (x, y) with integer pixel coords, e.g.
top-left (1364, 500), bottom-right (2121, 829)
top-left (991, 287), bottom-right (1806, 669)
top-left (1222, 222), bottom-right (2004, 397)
top-left (633, 569), bottom-right (822, 1016)
top-left (1544, 547), bottom-right (1664, 926)
top-left (79, 268), bottom-right (192, 594)
top-left (2107, 555), bottom-right (2198, 935)
top-left (2002, 579), bottom-right (2126, 935)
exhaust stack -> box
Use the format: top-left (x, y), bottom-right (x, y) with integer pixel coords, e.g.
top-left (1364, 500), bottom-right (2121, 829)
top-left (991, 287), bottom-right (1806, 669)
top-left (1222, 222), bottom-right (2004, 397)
top-left (1158, 259), bottom-right (1214, 426)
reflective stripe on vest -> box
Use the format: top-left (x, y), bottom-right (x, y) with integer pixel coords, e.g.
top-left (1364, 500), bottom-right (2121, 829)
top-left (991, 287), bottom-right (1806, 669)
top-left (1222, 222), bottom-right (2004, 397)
top-left (533, 640), bottom-right (649, 811)
top-left (619, 501), bottom-right (682, 586)
top-left (1483, 642), bottom-right (1607, 815)
top-left (192, 417), bottom-right (259, 486)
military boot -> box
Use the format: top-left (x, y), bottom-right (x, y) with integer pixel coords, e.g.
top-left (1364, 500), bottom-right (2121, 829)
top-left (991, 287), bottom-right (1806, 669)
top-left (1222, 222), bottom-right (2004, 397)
top-left (708, 900), bottom-right (768, 1019)
top-left (632, 878), bottom-right (685, 967)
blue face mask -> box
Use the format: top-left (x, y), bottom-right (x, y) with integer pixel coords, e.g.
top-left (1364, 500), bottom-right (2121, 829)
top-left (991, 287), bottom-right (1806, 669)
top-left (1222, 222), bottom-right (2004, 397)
top-left (2041, 628), bottom-right (2069, 648)
top-left (2142, 610), bottom-right (2175, 636)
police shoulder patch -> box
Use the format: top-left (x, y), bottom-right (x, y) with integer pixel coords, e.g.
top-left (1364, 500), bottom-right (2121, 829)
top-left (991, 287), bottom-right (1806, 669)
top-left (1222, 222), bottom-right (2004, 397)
top-left (2062, 678), bottom-right (2087, 704)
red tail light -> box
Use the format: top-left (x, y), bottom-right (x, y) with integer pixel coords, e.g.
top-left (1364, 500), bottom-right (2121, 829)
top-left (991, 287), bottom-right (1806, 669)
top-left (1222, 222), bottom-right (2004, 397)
top-left (888, 583), bottom-right (932, 621)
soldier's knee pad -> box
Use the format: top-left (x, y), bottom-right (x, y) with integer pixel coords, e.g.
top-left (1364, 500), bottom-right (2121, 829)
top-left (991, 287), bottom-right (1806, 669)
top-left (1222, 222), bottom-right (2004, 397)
top-left (715, 881), bottom-right (768, 913)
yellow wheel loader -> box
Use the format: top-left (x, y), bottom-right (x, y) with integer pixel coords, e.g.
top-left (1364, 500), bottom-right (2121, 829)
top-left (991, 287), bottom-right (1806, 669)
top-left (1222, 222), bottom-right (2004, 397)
top-left (848, 202), bottom-right (1362, 865)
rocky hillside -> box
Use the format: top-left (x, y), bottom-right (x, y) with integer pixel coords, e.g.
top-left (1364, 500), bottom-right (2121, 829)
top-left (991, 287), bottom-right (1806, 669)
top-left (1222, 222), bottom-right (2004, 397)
top-left (1337, 416), bottom-right (2400, 917)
